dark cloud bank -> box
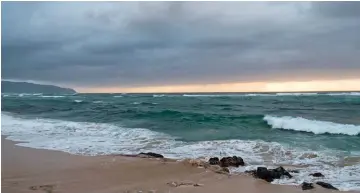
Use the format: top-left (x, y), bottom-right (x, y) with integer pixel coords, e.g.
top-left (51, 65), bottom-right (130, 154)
top-left (2, 2), bottom-right (360, 88)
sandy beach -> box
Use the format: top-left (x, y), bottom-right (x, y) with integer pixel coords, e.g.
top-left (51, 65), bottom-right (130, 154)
top-left (2, 136), bottom-right (355, 193)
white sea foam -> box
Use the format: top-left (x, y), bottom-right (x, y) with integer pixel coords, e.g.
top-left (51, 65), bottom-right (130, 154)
top-left (276, 92), bottom-right (318, 96)
top-left (153, 94), bottom-right (165, 97)
top-left (74, 100), bottom-right (83, 103)
top-left (1, 113), bottom-right (175, 155)
top-left (113, 95), bottom-right (123, 98)
top-left (92, 101), bottom-right (104, 103)
top-left (271, 164), bottom-right (360, 191)
top-left (327, 92), bottom-right (360, 96)
top-left (2, 93), bottom-right (43, 97)
top-left (264, 115), bottom-right (360, 135)
top-left (182, 93), bottom-right (315, 97)
top-left (183, 94), bottom-right (222, 97)
top-left (183, 94), bottom-right (250, 97)
top-left (132, 102), bottom-right (158, 105)
top-left (41, 96), bottom-right (65, 98)
top-left (243, 94), bottom-right (271, 96)
top-left (2, 113), bottom-right (360, 190)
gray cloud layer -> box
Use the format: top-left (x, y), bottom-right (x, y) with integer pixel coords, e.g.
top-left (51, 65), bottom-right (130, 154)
top-left (2, 2), bottom-right (360, 88)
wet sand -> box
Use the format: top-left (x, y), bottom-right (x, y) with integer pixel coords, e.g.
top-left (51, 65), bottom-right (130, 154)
top-left (1, 136), bottom-right (356, 193)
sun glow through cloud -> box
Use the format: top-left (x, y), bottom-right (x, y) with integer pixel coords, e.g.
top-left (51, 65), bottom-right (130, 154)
top-left (77, 78), bottom-right (360, 93)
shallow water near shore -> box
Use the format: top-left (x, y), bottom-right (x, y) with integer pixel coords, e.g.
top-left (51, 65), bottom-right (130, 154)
top-left (2, 92), bottom-right (360, 190)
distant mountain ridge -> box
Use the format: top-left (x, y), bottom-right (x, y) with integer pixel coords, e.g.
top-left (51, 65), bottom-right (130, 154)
top-left (1, 81), bottom-right (76, 94)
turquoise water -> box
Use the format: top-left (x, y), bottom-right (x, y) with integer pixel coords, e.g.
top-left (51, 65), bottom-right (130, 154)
top-left (1, 92), bottom-right (360, 190)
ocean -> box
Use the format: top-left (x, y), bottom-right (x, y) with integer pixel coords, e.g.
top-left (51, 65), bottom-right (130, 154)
top-left (1, 92), bottom-right (360, 190)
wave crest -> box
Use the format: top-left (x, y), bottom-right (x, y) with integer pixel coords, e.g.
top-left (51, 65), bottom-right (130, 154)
top-left (264, 115), bottom-right (360, 135)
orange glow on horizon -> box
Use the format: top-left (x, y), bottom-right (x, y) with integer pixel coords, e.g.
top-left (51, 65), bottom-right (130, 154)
top-left (76, 78), bottom-right (360, 93)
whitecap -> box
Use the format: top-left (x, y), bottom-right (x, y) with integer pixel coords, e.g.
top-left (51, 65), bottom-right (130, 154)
top-left (276, 92), bottom-right (318, 96)
top-left (327, 92), bottom-right (360, 96)
top-left (264, 115), bottom-right (360, 135)
top-left (41, 96), bottom-right (65, 98)
top-left (183, 94), bottom-right (248, 97)
top-left (153, 94), bottom-right (165, 97)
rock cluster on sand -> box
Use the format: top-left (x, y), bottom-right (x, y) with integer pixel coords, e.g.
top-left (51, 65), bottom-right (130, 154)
top-left (135, 153), bottom-right (339, 191)
top-left (208, 156), bottom-right (245, 167)
top-left (209, 157), bottom-right (220, 165)
top-left (246, 166), bottom-right (293, 182)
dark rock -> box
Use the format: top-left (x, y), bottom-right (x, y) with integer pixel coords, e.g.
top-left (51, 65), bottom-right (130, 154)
top-left (316, 181), bottom-right (338, 190)
top-left (302, 182), bottom-right (314, 190)
top-left (254, 166), bottom-right (292, 182)
top-left (219, 157), bottom-right (229, 167)
top-left (138, 152), bottom-right (164, 158)
top-left (256, 167), bottom-right (273, 182)
top-left (232, 156), bottom-right (245, 166)
top-left (310, 172), bottom-right (324, 177)
top-left (219, 156), bottom-right (245, 167)
top-left (273, 166), bottom-right (293, 179)
top-left (208, 157), bottom-right (220, 165)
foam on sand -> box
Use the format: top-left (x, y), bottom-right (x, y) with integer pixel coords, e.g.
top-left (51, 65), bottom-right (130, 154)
top-left (264, 115), bottom-right (360, 135)
top-left (1, 113), bottom-right (174, 155)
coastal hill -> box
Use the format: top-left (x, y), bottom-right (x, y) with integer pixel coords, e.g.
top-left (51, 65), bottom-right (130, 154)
top-left (1, 81), bottom-right (76, 94)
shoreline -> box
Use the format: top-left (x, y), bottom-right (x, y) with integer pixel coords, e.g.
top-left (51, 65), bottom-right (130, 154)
top-left (2, 136), bottom-right (358, 193)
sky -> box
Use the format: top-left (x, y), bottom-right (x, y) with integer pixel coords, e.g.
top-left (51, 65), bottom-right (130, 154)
top-left (1, 1), bottom-right (360, 93)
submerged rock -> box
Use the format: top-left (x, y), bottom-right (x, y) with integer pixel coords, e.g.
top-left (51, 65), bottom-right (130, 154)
top-left (220, 156), bottom-right (245, 167)
top-left (254, 166), bottom-right (292, 182)
top-left (209, 157), bottom-right (220, 165)
top-left (301, 182), bottom-right (314, 190)
top-left (316, 181), bottom-right (338, 190)
top-left (138, 152), bottom-right (164, 158)
top-left (310, 172), bottom-right (324, 177)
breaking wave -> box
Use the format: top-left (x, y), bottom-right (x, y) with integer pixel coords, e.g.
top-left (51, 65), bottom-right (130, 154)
top-left (264, 115), bottom-right (360, 136)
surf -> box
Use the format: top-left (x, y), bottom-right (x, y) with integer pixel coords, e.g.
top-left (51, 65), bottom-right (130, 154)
top-left (264, 115), bottom-right (360, 136)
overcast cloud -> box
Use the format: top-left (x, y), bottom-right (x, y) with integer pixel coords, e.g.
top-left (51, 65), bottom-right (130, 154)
top-left (2, 2), bottom-right (360, 88)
